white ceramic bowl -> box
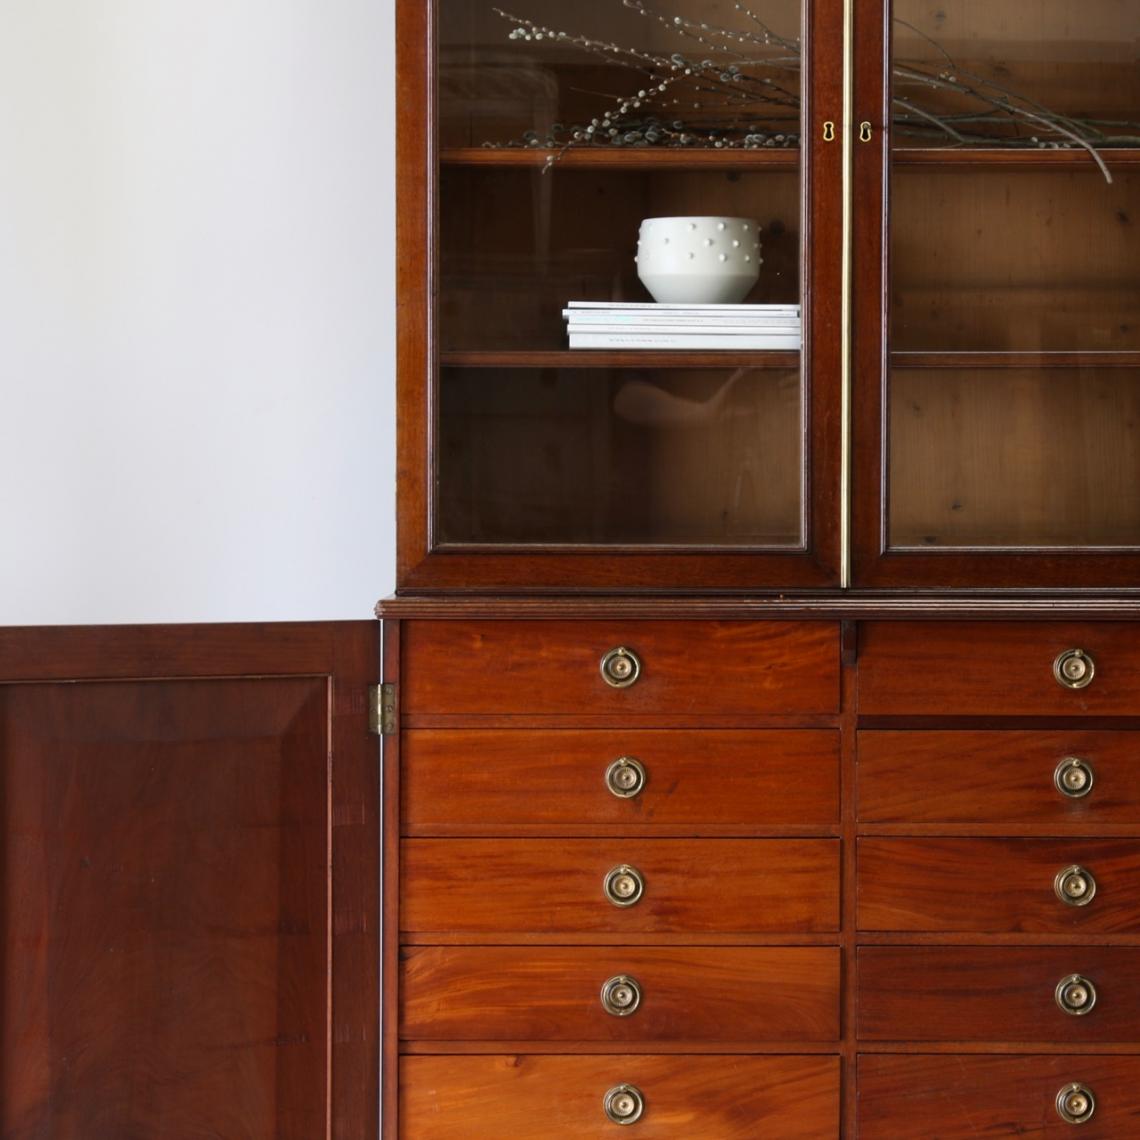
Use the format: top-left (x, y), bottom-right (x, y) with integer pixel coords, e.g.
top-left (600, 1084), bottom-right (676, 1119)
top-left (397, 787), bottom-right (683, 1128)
top-left (635, 216), bottom-right (762, 304)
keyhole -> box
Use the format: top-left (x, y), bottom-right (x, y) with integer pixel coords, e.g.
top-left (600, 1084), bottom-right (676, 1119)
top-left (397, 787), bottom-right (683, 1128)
top-left (859, 121), bottom-right (873, 142)
top-left (822, 121), bottom-right (835, 142)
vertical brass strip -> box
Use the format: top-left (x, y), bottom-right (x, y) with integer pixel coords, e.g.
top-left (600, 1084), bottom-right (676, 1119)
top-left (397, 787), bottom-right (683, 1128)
top-left (839, 0), bottom-right (854, 588)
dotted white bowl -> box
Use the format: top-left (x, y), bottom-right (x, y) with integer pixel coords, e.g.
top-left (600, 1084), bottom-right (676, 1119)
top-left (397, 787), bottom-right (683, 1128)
top-left (635, 216), bottom-right (762, 304)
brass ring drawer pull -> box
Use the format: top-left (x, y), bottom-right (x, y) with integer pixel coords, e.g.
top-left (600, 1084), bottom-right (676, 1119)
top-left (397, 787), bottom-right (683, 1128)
top-left (600, 975), bottom-right (641, 1017)
top-left (603, 1083), bottom-right (645, 1125)
top-left (1055, 864), bottom-right (1097, 907)
top-left (1055, 974), bottom-right (1098, 1016)
top-left (600, 647), bottom-right (642, 689)
top-left (604, 864), bottom-right (645, 907)
top-left (605, 756), bottom-right (647, 799)
top-left (1056, 1083), bottom-right (1096, 1124)
top-left (1054, 648), bottom-right (1095, 690)
top-left (1055, 757), bottom-right (1095, 799)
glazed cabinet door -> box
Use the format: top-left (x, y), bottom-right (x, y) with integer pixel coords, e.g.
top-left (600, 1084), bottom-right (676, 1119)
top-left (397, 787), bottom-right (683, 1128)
top-left (852, 0), bottom-right (1140, 587)
top-left (397, 0), bottom-right (844, 591)
top-left (0, 624), bottom-right (379, 1140)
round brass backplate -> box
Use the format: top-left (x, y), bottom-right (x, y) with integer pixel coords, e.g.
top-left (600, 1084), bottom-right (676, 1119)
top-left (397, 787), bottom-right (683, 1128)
top-left (600, 647), bottom-right (642, 689)
top-left (1056, 1082), bottom-right (1096, 1124)
top-left (603, 1083), bottom-right (645, 1125)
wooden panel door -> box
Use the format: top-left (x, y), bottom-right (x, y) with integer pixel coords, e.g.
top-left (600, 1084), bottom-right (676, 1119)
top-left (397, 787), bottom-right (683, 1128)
top-left (0, 623), bottom-right (379, 1140)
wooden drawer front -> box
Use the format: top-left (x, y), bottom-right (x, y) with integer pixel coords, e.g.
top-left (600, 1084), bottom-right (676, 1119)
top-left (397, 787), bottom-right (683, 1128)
top-left (859, 622), bottom-right (1140, 716)
top-left (402, 620), bottom-right (839, 716)
top-left (859, 1055), bottom-right (1140, 1138)
top-left (859, 948), bottom-right (1140, 1042)
top-left (859, 838), bottom-right (1140, 933)
top-left (400, 1055), bottom-right (840, 1138)
top-left (401, 946), bottom-right (840, 1042)
top-left (403, 839), bottom-right (839, 935)
top-left (859, 730), bottom-right (1140, 825)
top-left (403, 729), bottom-right (839, 833)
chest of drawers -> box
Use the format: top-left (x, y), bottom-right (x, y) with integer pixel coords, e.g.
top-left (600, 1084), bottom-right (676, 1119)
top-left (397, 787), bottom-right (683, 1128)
top-left (382, 612), bottom-right (1140, 1136)
top-left (387, 617), bottom-right (844, 1137)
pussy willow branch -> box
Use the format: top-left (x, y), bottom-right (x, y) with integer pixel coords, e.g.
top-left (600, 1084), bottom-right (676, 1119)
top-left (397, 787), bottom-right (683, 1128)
top-left (488, 2), bottom-right (1139, 180)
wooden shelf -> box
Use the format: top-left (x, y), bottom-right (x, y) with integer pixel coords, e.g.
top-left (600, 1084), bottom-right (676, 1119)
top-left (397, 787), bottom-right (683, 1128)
top-left (440, 147), bottom-right (799, 170)
top-left (441, 349), bottom-right (801, 370)
top-left (440, 146), bottom-right (1139, 171)
top-left (891, 351), bottom-right (1140, 369)
top-left (893, 147), bottom-right (1140, 170)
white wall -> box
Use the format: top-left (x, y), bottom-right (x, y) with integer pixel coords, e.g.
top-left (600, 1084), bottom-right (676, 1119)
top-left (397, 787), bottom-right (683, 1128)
top-left (0, 0), bottom-right (395, 624)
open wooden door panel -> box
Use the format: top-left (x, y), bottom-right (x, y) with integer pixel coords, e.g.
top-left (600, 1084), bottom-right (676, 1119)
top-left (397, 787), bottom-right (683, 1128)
top-left (0, 622), bottom-right (379, 1139)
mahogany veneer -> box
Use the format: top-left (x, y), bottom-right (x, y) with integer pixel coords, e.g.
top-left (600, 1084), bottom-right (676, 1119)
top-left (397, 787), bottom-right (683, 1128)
top-left (858, 838), bottom-right (1140, 933)
top-left (402, 620), bottom-right (840, 717)
top-left (403, 838), bottom-right (839, 936)
top-left (403, 728), bottom-right (839, 834)
top-left (859, 623), bottom-right (1140, 716)
top-left (858, 730), bottom-right (1140, 826)
top-left (859, 947), bottom-right (1140, 1042)
top-left (401, 946), bottom-right (840, 1042)
top-left (401, 1055), bottom-right (841, 1138)
top-left (858, 1055), bottom-right (1140, 1138)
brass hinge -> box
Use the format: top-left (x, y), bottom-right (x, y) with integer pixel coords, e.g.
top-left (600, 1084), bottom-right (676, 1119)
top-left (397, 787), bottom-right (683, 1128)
top-left (368, 683), bottom-right (397, 736)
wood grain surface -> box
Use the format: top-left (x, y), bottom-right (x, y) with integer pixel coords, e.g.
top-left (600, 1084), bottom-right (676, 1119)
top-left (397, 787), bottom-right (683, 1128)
top-left (401, 1054), bottom-right (840, 1137)
top-left (858, 1053), bottom-right (1140, 1137)
top-left (859, 622), bottom-right (1140, 715)
top-left (403, 838), bottom-right (839, 935)
top-left (858, 730), bottom-right (1140, 825)
top-left (859, 838), bottom-right (1140, 933)
top-left (0, 623), bottom-right (379, 1140)
top-left (859, 947), bottom-right (1140, 1042)
top-left (401, 946), bottom-right (840, 1042)
top-left (403, 620), bottom-right (839, 716)
top-left (404, 728), bottom-right (839, 833)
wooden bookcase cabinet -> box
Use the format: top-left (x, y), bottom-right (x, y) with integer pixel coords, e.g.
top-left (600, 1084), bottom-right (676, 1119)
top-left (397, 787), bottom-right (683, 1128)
top-left (384, 0), bottom-right (1140, 1137)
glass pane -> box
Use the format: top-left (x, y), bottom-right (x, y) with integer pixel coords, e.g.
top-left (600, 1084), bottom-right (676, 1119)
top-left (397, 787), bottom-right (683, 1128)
top-left (439, 0), bottom-right (803, 151)
top-left (889, 368), bottom-right (1140, 548)
top-left (438, 367), bottom-right (802, 546)
top-left (886, 0), bottom-right (1140, 552)
top-left (893, 170), bottom-right (1140, 351)
top-left (892, 1), bottom-right (1140, 150)
top-left (433, 1), bottom-right (806, 552)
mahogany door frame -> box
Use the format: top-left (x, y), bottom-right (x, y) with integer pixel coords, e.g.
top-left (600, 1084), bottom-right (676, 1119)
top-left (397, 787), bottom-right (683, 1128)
top-left (395, 0), bottom-right (846, 593)
top-left (849, 0), bottom-right (1140, 591)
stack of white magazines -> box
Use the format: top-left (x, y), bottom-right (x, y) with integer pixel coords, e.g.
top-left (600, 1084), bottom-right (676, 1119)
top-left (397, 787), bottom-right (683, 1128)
top-left (564, 302), bottom-right (802, 350)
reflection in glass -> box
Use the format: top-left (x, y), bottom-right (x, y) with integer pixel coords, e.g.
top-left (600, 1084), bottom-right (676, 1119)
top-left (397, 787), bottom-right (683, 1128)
top-left (438, 367), bottom-right (803, 546)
